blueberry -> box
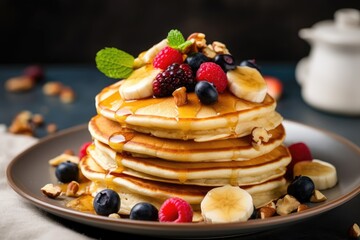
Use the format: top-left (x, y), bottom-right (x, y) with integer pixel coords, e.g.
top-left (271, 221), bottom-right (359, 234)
top-left (239, 59), bottom-right (261, 72)
top-left (214, 54), bottom-right (236, 72)
top-left (195, 81), bottom-right (218, 105)
top-left (129, 202), bottom-right (158, 221)
top-left (287, 175), bottom-right (315, 203)
top-left (185, 52), bottom-right (209, 72)
top-left (93, 189), bottom-right (120, 216)
top-left (55, 161), bottom-right (78, 183)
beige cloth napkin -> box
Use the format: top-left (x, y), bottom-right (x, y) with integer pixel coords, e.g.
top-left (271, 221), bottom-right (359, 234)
top-left (0, 125), bottom-right (91, 240)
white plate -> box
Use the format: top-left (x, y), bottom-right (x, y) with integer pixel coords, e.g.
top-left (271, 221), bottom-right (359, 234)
top-left (6, 120), bottom-right (360, 238)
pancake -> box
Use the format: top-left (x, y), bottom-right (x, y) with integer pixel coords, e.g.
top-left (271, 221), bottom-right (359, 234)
top-left (88, 141), bottom-right (291, 186)
top-left (80, 154), bottom-right (287, 211)
top-left (89, 115), bottom-right (286, 162)
top-left (95, 81), bottom-right (283, 141)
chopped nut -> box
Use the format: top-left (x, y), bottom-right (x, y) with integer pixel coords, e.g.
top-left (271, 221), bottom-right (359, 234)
top-left (48, 153), bottom-right (79, 166)
top-left (108, 213), bottom-right (121, 219)
top-left (5, 76), bottom-right (35, 92)
top-left (31, 113), bottom-right (44, 126)
top-left (258, 207), bottom-right (276, 219)
top-left (252, 127), bottom-right (272, 147)
top-left (43, 81), bottom-right (63, 96)
top-left (276, 194), bottom-right (300, 216)
top-left (8, 111), bottom-right (34, 136)
top-left (172, 87), bottom-right (188, 106)
top-left (211, 41), bottom-right (230, 54)
top-left (263, 201), bottom-right (276, 209)
top-left (46, 123), bottom-right (57, 134)
top-left (187, 32), bottom-right (207, 50)
top-left (66, 181), bottom-right (80, 197)
top-left (348, 223), bottom-right (360, 238)
top-left (41, 183), bottom-right (61, 198)
top-left (201, 45), bottom-right (216, 59)
top-left (310, 190), bottom-right (327, 203)
top-left (60, 86), bottom-right (76, 103)
top-left (297, 204), bottom-right (310, 212)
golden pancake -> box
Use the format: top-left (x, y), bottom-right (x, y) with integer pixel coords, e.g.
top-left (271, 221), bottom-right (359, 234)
top-left (80, 155), bottom-right (287, 210)
top-left (88, 141), bottom-right (291, 186)
top-left (89, 115), bottom-right (286, 162)
top-left (95, 81), bottom-right (283, 141)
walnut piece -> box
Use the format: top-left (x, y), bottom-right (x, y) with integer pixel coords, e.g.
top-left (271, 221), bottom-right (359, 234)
top-left (258, 207), bottom-right (276, 219)
top-left (43, 81), bottom-right (63, 96)
top-left (348, 223), bottom-right (360, 238)
top-left (172, 87), bottom-right (188, 106)
top-left (276, 194), bottom-right (300, 216)
top-left (252, 127), bottom-right (272, 147)
top-left (5, 76), bottom-right (35, 92)
top-left (60, 86), bottom-right (76, 103)
top-left (8, 111), bottom-right (34, 136)
top-left (211, 41), bottom-right (230, 54)
top-left (297, 204), bottom-right (310, 212)
top-left (41, 183), bottom-right (62, 198)
top-left (187, 32), bottom-right (207, 50)
top-left (310, 190), bottom-right (327, 203)
top-left (66, 181), bottom-right (80, 197)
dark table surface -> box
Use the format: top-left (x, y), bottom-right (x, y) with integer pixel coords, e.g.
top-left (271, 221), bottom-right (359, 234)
top-left (1, 63), bottom-right (359, 239)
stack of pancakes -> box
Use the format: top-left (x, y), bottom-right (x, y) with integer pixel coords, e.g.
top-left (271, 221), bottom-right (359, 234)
top-left (79, 80), bottom-right (291, 221)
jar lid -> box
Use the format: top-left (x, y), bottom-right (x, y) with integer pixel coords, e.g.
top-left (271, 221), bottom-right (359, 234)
top-left (300, 8), bottom-right (360, 46)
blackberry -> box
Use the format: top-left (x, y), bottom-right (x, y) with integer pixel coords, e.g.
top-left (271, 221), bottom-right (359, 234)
top-left (153, 63), bottom-right (196, 97)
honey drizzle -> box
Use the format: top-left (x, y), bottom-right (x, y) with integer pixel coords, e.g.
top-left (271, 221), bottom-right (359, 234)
top-left (108, 131), bottom-right (135, 152)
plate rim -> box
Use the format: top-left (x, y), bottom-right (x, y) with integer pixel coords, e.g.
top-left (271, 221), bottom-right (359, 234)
top-left (6, 119), bottom-right (360, 237)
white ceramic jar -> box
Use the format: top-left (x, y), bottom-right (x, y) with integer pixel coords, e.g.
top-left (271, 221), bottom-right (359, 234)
top-left (296, 8), bottom-right (360, 115)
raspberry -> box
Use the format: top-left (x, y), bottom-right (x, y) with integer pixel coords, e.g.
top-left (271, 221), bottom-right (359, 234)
top-left (196, 62), bottom-right (227, 92)
top-left (153, 46), bottom-right (183, 70)
top-left (158, 197), bottom-right (193, 223)
top-left (153, 63), bottom-right (195, 98)
top-left (78, 141), bottom-right (92, 159)
top-left (286, 142), bottom-right (313, 179)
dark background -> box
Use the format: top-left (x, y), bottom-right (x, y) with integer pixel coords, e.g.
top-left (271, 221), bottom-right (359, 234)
top-left (1, 0), bottom-right (359, 64)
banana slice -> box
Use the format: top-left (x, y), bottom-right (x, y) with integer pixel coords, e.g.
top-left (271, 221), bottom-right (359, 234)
top-left (200, 185), bottom-right (254, 223)
top-left (226, 66), bottom-right (267, 103)
top-left (293, 159), bottom-right (338, 190)
top-left (133, 39), bottom-right (168, 68)
top-left (119, 65), bottom-right (161, 100)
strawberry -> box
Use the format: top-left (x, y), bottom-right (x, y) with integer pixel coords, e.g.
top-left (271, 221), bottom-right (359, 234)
top-left (158, 197), bottom-right (193, 223)
top-left (78, 141), bottom-right (92, 160)
top-left (264, 76), bottom-right (283, 100)
top-left (286, 142), bottom-right (313, 179)
top-left (153, 46), bottom-right (183, 70)
top-left (196, 62), bottom-right (227, 92)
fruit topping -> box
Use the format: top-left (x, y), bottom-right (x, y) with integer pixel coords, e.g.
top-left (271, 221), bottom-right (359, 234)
top-left (196, 62), bottom-right (227, 92)
top-left (129, 202), bottom-right (159, 221)
top-left (195, 81), bottom-right (218, 105)
top-left (55, 161), bottom-right (79, 183)
top-left (226, 66), bottom-right (267, 103)
top-left (93, 189), bottom-right (121, 216)
top-left (286, 142), bottom-right (313, 179)
top-left (293, 159), bottom-right (337, 190)
top-left (153, 46), bottom-right (183, 70)
top-left (185, 52), bottom-right (209, 72)
top-left (200, 185), bottom-right (254, 223)
top-left (214, 54), bottom-right (236, 72)
top-left (264, 76), bottom-right (283, 100)
top-left (239, 59), bottom-right (261, 72)
top-left (23, 65), bottom-right (44, 82)
top-left (158, 197), bottom-right (193, 223)
top-left (78, 141), bottom-right (92, 160)
top-left (153, 63), bottom-right (195, 98)
top-left (287, 175), bottom-right (315, 203)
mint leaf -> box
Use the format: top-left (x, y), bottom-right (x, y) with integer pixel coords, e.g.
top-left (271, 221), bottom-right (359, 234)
top-left (95, 47), bottom-right (134, 79)
top-left (167, 29), bottom-right (186, 49)
top-left (178, 40), bottom-right (193, 52)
